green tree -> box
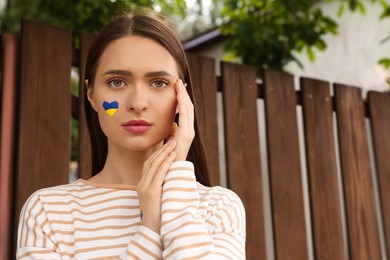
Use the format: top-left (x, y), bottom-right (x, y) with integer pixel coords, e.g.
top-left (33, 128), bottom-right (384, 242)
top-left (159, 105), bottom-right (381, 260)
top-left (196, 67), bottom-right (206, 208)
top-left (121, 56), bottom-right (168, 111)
top-left (218, 0), bottom-right (389, 72)
top-left (0, 0), bottom-right (187, 45)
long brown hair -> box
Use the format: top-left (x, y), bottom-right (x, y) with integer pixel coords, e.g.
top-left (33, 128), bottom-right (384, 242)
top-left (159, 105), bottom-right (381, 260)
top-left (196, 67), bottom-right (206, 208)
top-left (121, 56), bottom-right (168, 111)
top-left (84, 9), bottom-right (210, 186)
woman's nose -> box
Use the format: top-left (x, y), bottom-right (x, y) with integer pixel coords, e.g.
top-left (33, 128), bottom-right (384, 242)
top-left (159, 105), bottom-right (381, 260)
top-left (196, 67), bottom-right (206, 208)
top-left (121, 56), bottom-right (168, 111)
top-left (126, 87), bottom-right (149, 112)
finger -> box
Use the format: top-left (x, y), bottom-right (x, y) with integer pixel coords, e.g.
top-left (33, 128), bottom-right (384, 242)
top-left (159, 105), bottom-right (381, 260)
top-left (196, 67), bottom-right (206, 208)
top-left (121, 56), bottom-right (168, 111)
top-left (176, 88), bottom-right (194, 134)
top-left (175, 80), bottom-right (193, 124)
top-left (166, 123), bottom-right (178, 142)
top-left (141, 140), bottom-right (176, 185)
top-left (151, 151), bottom-right (176, 186)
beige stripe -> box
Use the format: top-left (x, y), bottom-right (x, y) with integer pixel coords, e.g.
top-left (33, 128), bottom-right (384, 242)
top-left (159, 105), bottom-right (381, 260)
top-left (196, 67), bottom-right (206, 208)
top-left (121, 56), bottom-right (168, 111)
top-left (163, 187), bottom-right (197, 193)
top-left (90, 256), bottom-right (119, 260)
top-left (50, 214), bottom-right (138, 225)
top-left (46, 204), bottom-right (139, 216)
top-left (167, 166), bottom-right (193, 173)
top-left (164, 241), bottom-right (213, 258)
top-left (219, 231), bottom-right (245, 245)
top-left (161, 205), bottom-right (197, 215)
top-left (164, 231), bottom-right (208, 249)
top-left (137, 231), bottom-right (163, 250)
top-left (32, 206), bottom-right (44, 246)
top-left (23, 196), bottom-right (40, 246)
top-left (215, 212), bottom-right (226, 232)
top-left (127, 251), bottom-right (142, 260)
top-left (207, 194), bottom-right (242, 231)
top-left (131, 240), bottom-right (160, 259)
top-left (215, 251), bottom-right (234, 259)
top-left (75, 232), bottom-right (136, 243)
top-left (56, 232), bottom-right (137, 247)
top-left (206, 218), bottom-right (219, 230)
top-left (42, 195), bottom-right (138, 207)
top-left (50, 221), bottom-right (140, 236)
top-left (43, 235), bottom-right (46, 249)
top-left (58, 251), bottom-right (75, 257)
top-left (42, 188), bottom-right (118, 200)
top-left (44, 185), bottom-right (97, 193)
top-left (53, 243), bottom-right (58, 252)
top-left (164, 177), bottom-right (194, 183)
top-left (182, 250), bottom-right (214, 259)
top-left (161, 220), bottom-right (202, 241)
top-left (74, 243), bottom-right (128, 254)
top-left (18, 249), bottom-right (57, 259)
top-left (72, 222), bottom-right (141, 233)
top-left (214, 236), bottom-right (244, 255)
top-left (162, 198), bottom-right (198, 204)
top-left (215, 243), bottom-right (241, 259)
top-left (161, 211), bottom-right (198, 227)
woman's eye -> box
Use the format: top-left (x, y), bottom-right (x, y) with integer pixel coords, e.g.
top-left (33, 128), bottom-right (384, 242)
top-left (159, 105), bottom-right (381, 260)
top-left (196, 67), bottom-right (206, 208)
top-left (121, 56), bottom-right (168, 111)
top-left (151, 80), bottom-right (169, 89)
top-left (108, 79), bottom-right (125, 88)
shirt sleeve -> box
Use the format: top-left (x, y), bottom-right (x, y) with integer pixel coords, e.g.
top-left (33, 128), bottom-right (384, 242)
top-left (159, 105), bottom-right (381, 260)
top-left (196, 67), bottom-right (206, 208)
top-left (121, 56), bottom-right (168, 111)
top-left (161, 161), bottom-right (246, 259)
top-left (17, 192), bottom-right (163, 260)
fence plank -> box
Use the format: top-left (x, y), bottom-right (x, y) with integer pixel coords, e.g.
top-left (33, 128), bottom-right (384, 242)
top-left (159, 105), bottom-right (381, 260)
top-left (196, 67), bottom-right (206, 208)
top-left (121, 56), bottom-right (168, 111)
top-left (221, 61), bottom-right (266, 259)
top-left (334, 84), bottom-right (381, 259)
top-left (368, 91), bottom-right (390, 257)
top-left (263, 69), bottom-right (308, 260)
top-left (15, 20), bottom-right (72, 230)
top-left (301, 78), bottom-right (344, 259)
top-left (187, 54), bottom-right (220, 186)
top-left (0, 34), bottom-right (18, 260)
top-left (78, 32), bottom-right (94, 180)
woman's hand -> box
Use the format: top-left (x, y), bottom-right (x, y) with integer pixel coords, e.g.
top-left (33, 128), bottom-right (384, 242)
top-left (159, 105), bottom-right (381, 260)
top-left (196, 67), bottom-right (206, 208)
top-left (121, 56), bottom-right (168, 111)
top-left (136, 140), bottom-right (177, 234)
top-left (166, 79), bottom-right (195, 161)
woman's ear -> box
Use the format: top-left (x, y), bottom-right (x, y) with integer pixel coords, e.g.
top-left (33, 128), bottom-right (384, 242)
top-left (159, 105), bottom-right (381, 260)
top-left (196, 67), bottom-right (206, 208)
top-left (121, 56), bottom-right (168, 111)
top-left (85, 79), bottom-right (98, 111)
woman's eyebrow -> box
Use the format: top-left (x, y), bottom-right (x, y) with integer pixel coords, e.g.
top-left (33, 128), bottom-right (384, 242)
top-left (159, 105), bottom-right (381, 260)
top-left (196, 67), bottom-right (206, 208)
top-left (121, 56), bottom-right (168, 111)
top-left (103, 69), bottom-right (132, 76)
top-left (144, 71), bottom-right (175, 78)
top-left (102, 70), bottom-right (175, 78)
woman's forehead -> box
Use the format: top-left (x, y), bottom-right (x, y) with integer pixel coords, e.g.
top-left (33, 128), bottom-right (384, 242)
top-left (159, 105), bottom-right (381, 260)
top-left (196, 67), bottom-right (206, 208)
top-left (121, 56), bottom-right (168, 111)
top-left (96, 36), bottom-right (179, 76)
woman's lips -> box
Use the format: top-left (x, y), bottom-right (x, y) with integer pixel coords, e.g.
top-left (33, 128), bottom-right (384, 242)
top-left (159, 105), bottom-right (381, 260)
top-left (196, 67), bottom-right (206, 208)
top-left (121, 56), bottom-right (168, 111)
top-left (122, 120), bottom-right (152, 133)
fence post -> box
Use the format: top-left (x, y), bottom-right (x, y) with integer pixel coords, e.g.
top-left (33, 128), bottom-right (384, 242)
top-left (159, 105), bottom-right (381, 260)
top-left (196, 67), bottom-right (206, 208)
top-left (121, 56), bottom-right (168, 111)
top-left (221, 61), bottom-right (266, 259)
top-left (301, 78), bottom-right (345, 259)
top-left (14, 19), bottom-right (72, 247)
top-left (334, 84), bottom-right (381, 259)
top-left (367, 91), bottom-right (390, 257)
top-left (0, 34), bottom-right (18, 260)
top-left (263, 69), bottom-right (308, 259)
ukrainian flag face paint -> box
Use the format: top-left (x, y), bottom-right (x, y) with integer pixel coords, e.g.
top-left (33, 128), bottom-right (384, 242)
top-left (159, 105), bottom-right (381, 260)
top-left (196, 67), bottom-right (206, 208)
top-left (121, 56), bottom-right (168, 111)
top-left (103, 101), bottom-right (119, 116)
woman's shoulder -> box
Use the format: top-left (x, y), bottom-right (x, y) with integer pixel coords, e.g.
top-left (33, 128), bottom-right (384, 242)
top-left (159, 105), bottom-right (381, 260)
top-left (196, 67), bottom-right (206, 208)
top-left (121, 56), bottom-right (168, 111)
top-left (26, 180), bottom-right (89, 198)
top-left (20, 180), bottom-right (99, 211)
top-left (196, 183), bottom-right (245, 209)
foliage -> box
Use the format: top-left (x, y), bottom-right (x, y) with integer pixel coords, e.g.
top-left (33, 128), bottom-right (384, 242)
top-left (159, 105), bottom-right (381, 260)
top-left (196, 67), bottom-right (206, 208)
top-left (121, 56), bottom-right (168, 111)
top-left (0, 0), bottom-right (186, 46)
top-left (218, 0), bottom-right (389, 72)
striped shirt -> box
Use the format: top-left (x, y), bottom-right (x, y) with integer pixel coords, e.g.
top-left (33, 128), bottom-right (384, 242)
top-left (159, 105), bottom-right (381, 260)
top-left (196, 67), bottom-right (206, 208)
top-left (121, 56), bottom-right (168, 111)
top-left (17, 161), bottom-right (246, 259)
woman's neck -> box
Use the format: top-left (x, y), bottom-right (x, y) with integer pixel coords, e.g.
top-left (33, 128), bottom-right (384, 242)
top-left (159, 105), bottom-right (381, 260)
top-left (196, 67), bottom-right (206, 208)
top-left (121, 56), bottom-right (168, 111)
top-left (89, 142), bottom-right (161, 185)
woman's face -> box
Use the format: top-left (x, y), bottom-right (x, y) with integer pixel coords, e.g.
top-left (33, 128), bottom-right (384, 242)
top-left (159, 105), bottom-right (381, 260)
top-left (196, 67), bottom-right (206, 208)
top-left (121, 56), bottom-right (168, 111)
top-left (88, 36), bottom-right (179, 152)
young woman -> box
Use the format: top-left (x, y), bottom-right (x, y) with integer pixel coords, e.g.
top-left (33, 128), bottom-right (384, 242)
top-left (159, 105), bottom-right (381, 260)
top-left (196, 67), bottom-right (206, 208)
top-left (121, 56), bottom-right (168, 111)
top-left (17, 9), bottom-right (245, 259)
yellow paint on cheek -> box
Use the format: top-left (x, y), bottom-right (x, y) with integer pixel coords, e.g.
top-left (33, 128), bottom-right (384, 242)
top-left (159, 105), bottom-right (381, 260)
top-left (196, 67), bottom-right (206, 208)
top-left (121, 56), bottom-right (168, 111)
top-left (105, 108), bottom-right (118, 116)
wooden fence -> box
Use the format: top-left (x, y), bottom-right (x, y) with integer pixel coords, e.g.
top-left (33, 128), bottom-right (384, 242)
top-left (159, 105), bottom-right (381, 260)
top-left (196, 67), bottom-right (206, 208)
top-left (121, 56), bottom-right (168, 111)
top-left (1, 19), bottom-right (390, 260)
